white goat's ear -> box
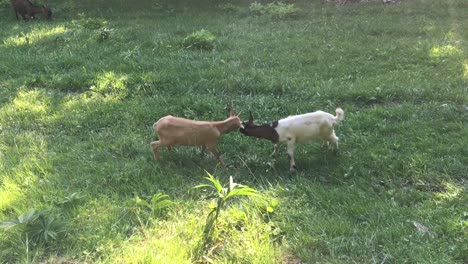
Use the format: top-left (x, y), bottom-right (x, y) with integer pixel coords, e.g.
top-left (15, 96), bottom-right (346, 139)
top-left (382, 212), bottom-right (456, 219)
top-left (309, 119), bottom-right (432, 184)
top-left (229, 108), bottom-right (235, 117)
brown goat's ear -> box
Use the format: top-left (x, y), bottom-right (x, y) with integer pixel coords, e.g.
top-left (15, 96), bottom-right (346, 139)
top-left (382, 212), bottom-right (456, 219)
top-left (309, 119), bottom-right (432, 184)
top-left (248, 111), bottom-right (254, 124)
top-left (228, 102), bottom-right (236, 117)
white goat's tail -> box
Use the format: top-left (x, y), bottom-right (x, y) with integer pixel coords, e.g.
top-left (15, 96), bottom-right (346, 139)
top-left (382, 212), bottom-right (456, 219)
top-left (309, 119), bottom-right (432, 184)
top-left (335, 108), bottom-right (344, 123)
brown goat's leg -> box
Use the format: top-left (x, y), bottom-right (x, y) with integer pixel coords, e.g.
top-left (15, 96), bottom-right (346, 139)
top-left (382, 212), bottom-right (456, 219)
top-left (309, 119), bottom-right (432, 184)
top-left (150, 141), bottom-right (162, 160)
top-left (200, 146), bottom-right (206, 157)
top-left (207, 144), bottom-right (224, 166)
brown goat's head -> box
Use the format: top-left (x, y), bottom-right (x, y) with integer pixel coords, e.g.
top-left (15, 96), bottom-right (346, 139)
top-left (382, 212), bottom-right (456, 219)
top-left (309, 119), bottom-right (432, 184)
top-left (222, 108), bottom-right (242, 134)
top-left (42, 5), bottom-right (52, 20)
top-left (239, 111), bottom-right (279, 143)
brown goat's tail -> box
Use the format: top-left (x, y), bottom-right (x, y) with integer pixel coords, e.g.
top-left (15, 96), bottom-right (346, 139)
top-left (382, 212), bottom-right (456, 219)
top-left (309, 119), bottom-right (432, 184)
top-left (152, 120), bottom-right (160, 132)
top-left (335, 108), bottom-right (344, 123)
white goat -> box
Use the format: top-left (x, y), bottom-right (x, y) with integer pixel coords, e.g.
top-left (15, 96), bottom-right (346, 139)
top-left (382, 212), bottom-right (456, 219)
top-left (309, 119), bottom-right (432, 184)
top-left (150, 109), bottom-right (241, 165)
top-left (239, 108), bottom-right (344, 171)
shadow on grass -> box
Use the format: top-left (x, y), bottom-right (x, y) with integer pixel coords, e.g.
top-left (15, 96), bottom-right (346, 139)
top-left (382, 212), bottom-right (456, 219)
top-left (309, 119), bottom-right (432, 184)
top-left (0, 0), bottom-right (467, 261)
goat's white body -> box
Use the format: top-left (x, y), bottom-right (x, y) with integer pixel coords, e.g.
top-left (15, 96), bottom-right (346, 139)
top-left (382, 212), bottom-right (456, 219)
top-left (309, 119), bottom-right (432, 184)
top-left (277, 111), bottom-right (338, 144)
top-left (274, 108), bottom-right (344, 171)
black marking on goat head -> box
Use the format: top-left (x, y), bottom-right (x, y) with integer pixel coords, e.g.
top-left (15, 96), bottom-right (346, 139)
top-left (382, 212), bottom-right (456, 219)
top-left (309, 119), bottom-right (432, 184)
top-left (248, 111), bottom-right (254, 125)
top-left (239, 114), bottom-right (279, 143)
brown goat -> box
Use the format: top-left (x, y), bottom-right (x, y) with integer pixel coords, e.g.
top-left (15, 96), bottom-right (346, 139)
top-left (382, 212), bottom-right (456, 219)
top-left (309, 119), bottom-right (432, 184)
top-left (150, 109), bottom-right (241, 165)
top-left (10, 0), bottom-right (52, 21)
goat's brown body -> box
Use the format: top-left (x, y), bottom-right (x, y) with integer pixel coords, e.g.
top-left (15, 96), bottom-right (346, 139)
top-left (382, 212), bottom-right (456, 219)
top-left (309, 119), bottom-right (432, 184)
top-left (239, 122), bottom-right (279, 143)
top-left (150, 112), bottom-right (241, 164)
top-left (155, 116), bottom-right (222, 146)
top-left (10, 0), bottom-right (52, 20)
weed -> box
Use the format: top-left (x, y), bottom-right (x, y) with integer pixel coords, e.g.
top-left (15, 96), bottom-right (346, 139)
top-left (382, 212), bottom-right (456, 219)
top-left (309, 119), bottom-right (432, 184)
top-left (250, 2), bottom-right (299, 19)
top-left (56, 192), bottom-right (85, 208)
top-left (0, 0), bottom-right (9, 9)
top-left (128, 193), bottom-right (173, 229)
top-left (182, 29), bottom-right (217, 51)
top-left (0, 209), bottom-right (66, 262)
top-left (97, 27), bottom-right (112, 42)
top-left (194, 173), bottom-right (262, 250)
top-left (218, 3), bottom-right (243, 14)
top-left (79, 17), bottom-right (108, 30)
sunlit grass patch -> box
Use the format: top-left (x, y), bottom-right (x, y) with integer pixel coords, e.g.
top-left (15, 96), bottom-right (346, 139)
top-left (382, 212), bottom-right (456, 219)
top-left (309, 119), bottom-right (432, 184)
top-left (434, 182), bottom-right (464, 201)
top-left (0, 131), bottom-right (52, 214)
top-left (12, 90), bottom-right (50, 115)
top-left (430, 44), bottom-right (462, 58)
top-left (0, 178), bottom-right (22, 211)
top-left (67, 198), bottom-right (129, 258)
top-left (463, 61), bottom-right (468, 78)
top-left (109, 198), bottom-right (280, 263)
top-left (108, 211), bottom-right (200, 263)
top-left (213, 207), bottom-right (280, 263)
top-left (445, 30), bottom-right (461, 42)
top-left (0, 89), bottom-right (59, 134)
top-left (2, 26), bottom-right (68, 47)
top-left (89, 71), bottom-right (129, 99)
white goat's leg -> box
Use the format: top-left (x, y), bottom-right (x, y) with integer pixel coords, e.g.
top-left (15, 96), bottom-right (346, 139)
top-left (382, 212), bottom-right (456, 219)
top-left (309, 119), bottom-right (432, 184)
top-left (271, 143), bottom-right (280, 156)
top-left (322, 140), bottom-right (330, 148)
top-left (150, 141), bottom-right (162, 160)
top-left (331, 131), bottom-right (339, 150)
top-left (286, 139), bottom-right (296, 172)
top-left (326, 131), bottom-right (339, 154)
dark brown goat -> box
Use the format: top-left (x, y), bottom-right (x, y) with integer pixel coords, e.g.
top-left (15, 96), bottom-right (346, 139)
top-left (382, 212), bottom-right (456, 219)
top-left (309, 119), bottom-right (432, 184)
top-left (10, 0), bottom-right (52, 21)
top-left (239, 112), bottom-right (279, 143)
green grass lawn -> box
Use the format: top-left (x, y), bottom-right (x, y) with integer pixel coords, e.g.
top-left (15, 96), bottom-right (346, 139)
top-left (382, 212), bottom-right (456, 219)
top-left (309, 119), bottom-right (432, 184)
top-left (0, 0), bottom-right (467, 263)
